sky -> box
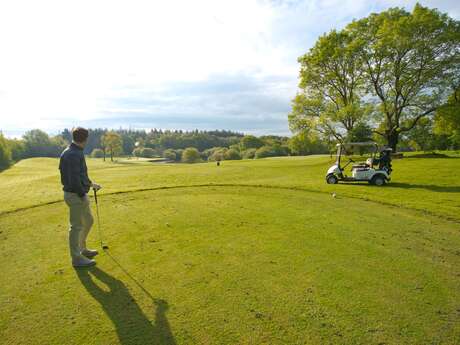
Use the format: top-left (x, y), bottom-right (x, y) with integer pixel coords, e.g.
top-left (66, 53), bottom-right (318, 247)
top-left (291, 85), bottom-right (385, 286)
top-left (0, 0), bottom-right (459, 138)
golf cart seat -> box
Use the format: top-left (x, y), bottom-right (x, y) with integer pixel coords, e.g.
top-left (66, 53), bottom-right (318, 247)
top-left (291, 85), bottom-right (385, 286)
top-left (352, 163), bottom-right (369, 170)
top-left (352, 157), bottom-right (375, 170)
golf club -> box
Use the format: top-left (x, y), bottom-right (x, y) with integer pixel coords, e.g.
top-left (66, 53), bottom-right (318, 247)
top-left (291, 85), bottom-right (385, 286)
top-left (93, 188), bottom-right (109, 250)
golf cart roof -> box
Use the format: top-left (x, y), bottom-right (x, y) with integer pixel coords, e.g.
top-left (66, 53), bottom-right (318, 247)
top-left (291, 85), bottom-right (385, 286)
top-left (336, 142), bottom-right (378, 147)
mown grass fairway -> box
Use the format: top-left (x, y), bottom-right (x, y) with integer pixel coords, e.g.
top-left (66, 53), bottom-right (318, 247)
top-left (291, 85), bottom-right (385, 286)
top-left (1, 154), bottom-right (460, 344)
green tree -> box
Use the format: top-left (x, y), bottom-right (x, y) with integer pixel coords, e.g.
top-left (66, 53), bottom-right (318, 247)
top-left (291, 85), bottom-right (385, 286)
top-left (348, 4), bottom-right (460, 151)
top-left (405, 118), bottom-right (434, 151)
top-left (289, 29), bottom-right (369, 142)
top-left (121, 134), bottom-right (135, 155)
top-left (210, 149), bottom-right (226, 162)
top-left (23, 129), bottom-right (66, 157)
top-left (140, 147), bottom-right (155, 158)
top-left (288, 132), bottom-right (327, 156)
top-left (182, 147), bottom-right (201, 163)
top-left (228, 144), bottom-right (241, 152)
top-left (162, 149), bottom-right (176, 161)
top-left (346, 122), bottom-right (373, 142)
top-left (434, 88), bottom-right (460, 148)
top-left (101, 132), bottom-right (123, 162)
top-left (6, 138), bottom-right (25, 161)
top-left (0, 133), bottom-right (12, 171)
top-left (224, 148), bottom-right (241, 160)
top-left (255, 145), bottom-right (288, 159)
top-left (204, 147), bottom-right (227, 162)
top-left (240, 135), bottom-right (264, 150)
top-left (242, 148), bottom-right (257, 159)
top-left (173, 149), bottom-right (184, 162)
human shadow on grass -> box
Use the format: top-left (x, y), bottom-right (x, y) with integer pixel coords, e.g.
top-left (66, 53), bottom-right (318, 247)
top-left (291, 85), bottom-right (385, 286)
top-left (76, 267), bottom-right (176, 345)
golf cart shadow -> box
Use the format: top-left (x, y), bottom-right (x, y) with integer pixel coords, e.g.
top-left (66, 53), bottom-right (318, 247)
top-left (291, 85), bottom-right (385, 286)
top-left (76, 267), bottom-right (176, 345)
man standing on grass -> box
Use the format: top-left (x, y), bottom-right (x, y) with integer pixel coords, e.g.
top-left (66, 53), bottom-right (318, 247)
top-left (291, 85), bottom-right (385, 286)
top-left (59, 127), bottom-right (102, 268)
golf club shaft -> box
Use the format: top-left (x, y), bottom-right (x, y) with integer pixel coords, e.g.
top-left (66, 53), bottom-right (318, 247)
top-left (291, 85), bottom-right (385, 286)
top-left (93, 189), bottom-right (104, 249)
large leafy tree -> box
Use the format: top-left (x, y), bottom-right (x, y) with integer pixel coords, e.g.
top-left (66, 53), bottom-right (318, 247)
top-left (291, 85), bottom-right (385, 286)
top-left (289, 30), bottom-right (369, 141)
top-left (404, 117), bottom-right (435, 151)
top-left (182, 147), bottom-right (201, 163)
top-left (101, 132), bottom-right (123, 162)
top-left (348, 4), bottom-right (460, 150)
top-left (0, 133), bottom-right (12, 171)
top-left (434, 88), bottom-right (460, 147)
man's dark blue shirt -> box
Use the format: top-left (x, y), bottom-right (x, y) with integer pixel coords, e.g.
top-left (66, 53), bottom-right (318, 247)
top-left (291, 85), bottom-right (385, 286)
top-left (59, 143), bottom-right (92, 197)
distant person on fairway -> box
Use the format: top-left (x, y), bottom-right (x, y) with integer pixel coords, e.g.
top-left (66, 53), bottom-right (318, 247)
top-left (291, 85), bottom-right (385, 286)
top-left (59, 127), bottom-right (101, 268)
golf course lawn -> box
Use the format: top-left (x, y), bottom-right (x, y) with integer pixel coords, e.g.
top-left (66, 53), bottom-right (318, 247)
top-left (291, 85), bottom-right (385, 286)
top-left (1, 153), bottom-right (460, 344)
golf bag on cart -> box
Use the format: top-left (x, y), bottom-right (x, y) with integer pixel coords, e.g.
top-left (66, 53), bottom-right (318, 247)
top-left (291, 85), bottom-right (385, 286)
top-left (375, 148), bottom-right (392, 174)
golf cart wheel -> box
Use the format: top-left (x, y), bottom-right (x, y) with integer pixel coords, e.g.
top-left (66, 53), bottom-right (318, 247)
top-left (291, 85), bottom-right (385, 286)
top-left (326, 174), bottom-right (338, 184)
top-left (371, 175), bottom-right (386, 186)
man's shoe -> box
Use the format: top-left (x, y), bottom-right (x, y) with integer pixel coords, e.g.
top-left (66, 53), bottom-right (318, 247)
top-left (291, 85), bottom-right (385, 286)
top-left (81, 249), bottom-right (99, 259)
top-left (72, 256), bottom-right (96, 268)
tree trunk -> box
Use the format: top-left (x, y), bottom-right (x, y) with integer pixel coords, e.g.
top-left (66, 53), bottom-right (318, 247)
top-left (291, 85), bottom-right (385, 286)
top-left (387, 131), bottom-right (399, 152)
top-left (110, 150), bottom-right (113, 162)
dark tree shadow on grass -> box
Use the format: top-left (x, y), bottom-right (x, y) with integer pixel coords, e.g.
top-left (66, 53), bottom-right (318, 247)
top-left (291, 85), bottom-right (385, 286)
top-left (386, 182), bottom-right (460, 193)
top-left (76, 267), bottom-right (176, 345)
top-left (340, 181), bottom-right (460, 193)
top-left (404, 152), bottom-right (458, 159)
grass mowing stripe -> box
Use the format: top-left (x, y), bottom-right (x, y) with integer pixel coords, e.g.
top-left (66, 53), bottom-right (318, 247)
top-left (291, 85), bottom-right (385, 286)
top-left (2, 183), bottom-right (459, 225)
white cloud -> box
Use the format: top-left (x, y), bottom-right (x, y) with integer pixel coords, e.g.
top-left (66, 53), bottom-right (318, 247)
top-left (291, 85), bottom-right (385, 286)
top-left (0, 0), bottom-right (286, 131)
top-left (0, 0), bottom-right (458, 136)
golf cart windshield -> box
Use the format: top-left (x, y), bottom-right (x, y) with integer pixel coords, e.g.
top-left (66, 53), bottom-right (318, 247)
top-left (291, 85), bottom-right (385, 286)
top-left (343, 143), bottom-right (378, 155)
top-left (336, 142), bottom-right (378, 167)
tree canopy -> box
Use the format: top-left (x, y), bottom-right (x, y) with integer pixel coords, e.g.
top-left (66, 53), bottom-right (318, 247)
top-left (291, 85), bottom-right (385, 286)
top-left (289, 30), bottom-right (369, 142)
top-left (434, 88), bottom-right (460, 147)
top-left (182, 147), bottom-right (202, 163)
top-left (289, 4), bottom-right (460, 151)
top-left (101, 132), bottom-right (123, 162)
top-left (0, 133), bottom-right (12, 171)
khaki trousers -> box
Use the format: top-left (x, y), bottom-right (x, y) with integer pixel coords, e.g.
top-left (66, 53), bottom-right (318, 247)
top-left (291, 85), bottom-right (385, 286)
top-left (64, 192), bottom-right (94, 259)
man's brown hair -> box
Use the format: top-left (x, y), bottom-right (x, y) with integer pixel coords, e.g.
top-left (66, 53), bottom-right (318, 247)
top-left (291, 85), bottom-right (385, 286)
top-left (72, 127), bottom-right (89, 143)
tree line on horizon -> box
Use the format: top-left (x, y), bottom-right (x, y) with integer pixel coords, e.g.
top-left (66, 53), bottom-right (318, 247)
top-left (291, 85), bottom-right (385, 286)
top-left (0, 127), bottom-right (328, 170)
top-left (0, 114), bottom-right (457, 172)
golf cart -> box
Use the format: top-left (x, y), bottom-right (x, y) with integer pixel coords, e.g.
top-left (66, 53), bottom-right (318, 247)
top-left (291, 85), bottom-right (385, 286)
top-left (326, 142), bottom-right (392, 186)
